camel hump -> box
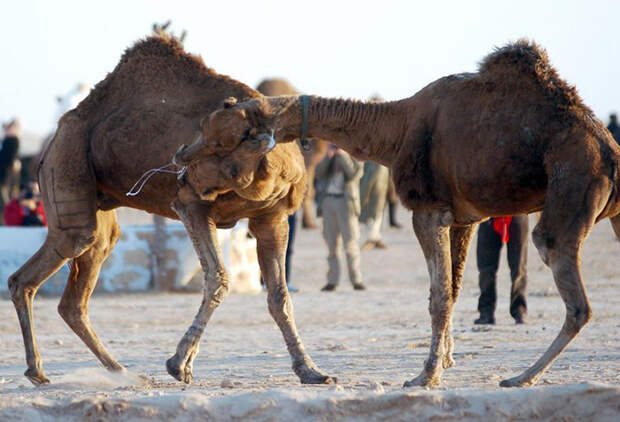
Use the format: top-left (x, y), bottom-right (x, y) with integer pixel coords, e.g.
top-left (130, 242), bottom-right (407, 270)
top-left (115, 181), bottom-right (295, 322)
top-left (478, 39), bottom-right (583, 109)
top-left (120, 34), bottom-right (186, 62)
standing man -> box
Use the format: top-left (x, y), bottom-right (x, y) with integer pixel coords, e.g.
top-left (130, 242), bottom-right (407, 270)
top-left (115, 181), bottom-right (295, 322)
top-left (607, 113), bottom-right (620, 145)
top-left (315, 144), bottom-right (365, 291)
top-left (360, 160), bottom-right (390, 249)
top-left (475, 215), bottom-right (529, 324)
top-left (0, 119), bottom-right (22, 223)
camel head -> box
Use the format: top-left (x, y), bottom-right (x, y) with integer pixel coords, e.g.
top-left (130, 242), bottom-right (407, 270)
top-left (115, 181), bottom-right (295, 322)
top-left (173, 96), bottom-right (301, 166)
top-left (173, 96), bottom-right (283, 166)
top-left (184, 129), bottom-right (275, 201)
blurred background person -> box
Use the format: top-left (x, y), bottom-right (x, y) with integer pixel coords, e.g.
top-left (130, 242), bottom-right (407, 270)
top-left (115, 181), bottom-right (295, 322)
top-left (359, 94), bottom-right (402, 250)
top-left (283, 211), bottom-right (299, 292)
top-left (360, 160), bottom-right (390, 250)
top-left (0, 118), bottom-right (22, 223)
top-left (4, 181), bottom-right (47, 227)
top-left (475, 215), bottom-right (528, 325)
top-left (386, 175), bottom-right (402, 229)
top-left (315, 144), bottom-right (365, 291)
top-left (607, 113), bottom-right (620, 145)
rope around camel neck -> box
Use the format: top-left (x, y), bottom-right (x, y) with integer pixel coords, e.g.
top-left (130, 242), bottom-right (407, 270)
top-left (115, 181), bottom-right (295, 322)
top-left (125, 163), bottom-right (187, 197)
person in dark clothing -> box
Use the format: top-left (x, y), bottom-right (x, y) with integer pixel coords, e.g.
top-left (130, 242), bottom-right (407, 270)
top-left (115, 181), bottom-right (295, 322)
top-left (475, 215), bottom-right (528, 325)
top-left (0, 119), bottom-right (21, 222)
top-left (607, 113), bottom-right (620, 145)
top-left (284, 212), bottom-right (299, 292)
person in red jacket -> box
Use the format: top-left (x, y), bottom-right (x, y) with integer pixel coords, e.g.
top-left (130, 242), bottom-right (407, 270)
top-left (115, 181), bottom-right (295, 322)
top-left (4, 182), bottom-right (47, 226)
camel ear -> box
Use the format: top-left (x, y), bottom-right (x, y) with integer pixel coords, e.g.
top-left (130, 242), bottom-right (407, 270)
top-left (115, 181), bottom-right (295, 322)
top-left (222, 97), bottom-right (238, 108)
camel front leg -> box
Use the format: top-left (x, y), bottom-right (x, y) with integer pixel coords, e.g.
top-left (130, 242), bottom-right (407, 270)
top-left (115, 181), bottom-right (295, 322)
top-left (404, 210), bottom-right (454, 388)
top-left (166, 201), bottom-right (230, 384)
top-left (250, 213), bottom-right (335, 384)
top-left (443, 224), bottom-right (476, 369)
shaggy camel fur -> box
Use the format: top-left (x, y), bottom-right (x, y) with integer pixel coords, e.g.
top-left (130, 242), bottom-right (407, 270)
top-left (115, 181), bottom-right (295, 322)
top-left (256, 78), bottom-right (327, 229)
top-left (177, 40), bottom-right (620, 388)
top-left (8, 35), bottom-right (333, 386)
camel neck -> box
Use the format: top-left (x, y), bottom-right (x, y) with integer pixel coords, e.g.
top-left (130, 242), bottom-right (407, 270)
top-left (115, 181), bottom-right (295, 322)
top-left (276, 96), bottom-right (408, 166)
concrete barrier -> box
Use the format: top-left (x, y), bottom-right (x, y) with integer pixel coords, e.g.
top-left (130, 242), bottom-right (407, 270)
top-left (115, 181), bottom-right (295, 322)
top-left (0, 222), bottom-right (261, 295)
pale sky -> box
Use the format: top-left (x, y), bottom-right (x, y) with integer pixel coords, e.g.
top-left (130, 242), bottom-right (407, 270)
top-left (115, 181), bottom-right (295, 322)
top-left (1, 0), bottom-right (619, 137)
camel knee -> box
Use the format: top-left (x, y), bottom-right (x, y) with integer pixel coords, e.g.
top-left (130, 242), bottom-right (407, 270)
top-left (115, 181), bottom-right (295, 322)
top-left (205, 271), bottom-right (230, 306)
top-left (8, 273), bottom-right (25, 303)
top-left (267, 285), bottom-right (290, 314)
top-left (564, 303), bottom-right (592, 335)
top-left (57, 299), bottom-right (85, 327)
top-left (8, 272), bottom-right (40, 304)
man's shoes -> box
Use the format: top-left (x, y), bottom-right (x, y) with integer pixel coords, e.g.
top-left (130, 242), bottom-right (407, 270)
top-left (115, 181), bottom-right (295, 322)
top-left (287, 284), bottom-right (299, 293)
top-left (352, 283), bottom-right (367, 291)
top-left (514, 314), bottom-right (526, 324)
top-left (321, 284), bottom-right (337, 292)
top-left (374, 240), bottom-right (387, 249)
top-left (362, 240), bottom-right (387, 250)
top-left (362, 240), bottom-right (375, 250)
top-left (474, 313), bottom-right (495, 325)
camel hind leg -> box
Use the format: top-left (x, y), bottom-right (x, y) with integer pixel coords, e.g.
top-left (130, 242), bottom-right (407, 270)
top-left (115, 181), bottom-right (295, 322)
top-left (500, 174), bottom-right (609, 387)
top-left (57, 210), bottom-right (123, 372)
top-left (9, 239), bottom-right (70, 384)
top-left (9, 111), bottom-right (98, 384)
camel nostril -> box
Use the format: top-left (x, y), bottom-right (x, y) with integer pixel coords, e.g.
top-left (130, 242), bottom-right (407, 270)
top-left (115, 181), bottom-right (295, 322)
top-left (230, 166), bottom-right (238, 179)
top-left (202, 189), bottom-right (213, 196)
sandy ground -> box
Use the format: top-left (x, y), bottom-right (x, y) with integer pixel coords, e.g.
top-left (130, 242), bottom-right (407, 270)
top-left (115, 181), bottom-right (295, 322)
top-left (1, 211), bottom-right (619, 420)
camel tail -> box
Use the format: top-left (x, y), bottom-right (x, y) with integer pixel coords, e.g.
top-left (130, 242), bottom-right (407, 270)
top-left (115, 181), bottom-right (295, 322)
top-left (478, 39), bottom-right (586, 111)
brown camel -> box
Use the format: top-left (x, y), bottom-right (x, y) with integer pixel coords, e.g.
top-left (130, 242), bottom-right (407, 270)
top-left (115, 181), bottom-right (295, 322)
top-left (255, 78), bottom-right (327, 229)
top-left (8, 35), bottom-right (333, 387)
top-left (176, 40), bottom-right (620, 388)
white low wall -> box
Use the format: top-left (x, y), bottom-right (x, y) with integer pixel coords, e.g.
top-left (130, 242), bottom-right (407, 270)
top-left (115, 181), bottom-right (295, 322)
top-left (0, 222), bottom-right (261, 295)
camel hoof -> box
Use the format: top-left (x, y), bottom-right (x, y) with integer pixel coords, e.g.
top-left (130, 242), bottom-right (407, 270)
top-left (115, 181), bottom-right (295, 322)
top-left (166, 356), bottom-right (193, 384)
top-left (442, 355), bottom-right (455, 369)
top-left (296, 364), bottom-right (336, 385)
top-left (24, 368), bottom-right (50, 386)
top-left (499, 375), bottom-right (536, 388)
top-left (403, 373), bottom-right (440, 388)
top-left (300, 373), bottom-right (337, 385)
